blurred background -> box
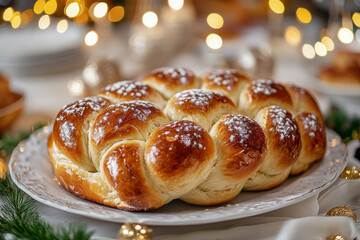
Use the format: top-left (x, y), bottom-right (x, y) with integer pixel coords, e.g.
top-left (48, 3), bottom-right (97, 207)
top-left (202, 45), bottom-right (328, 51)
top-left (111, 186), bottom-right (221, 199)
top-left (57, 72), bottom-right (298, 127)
top-left (0, 0), bottom-right (359, 142)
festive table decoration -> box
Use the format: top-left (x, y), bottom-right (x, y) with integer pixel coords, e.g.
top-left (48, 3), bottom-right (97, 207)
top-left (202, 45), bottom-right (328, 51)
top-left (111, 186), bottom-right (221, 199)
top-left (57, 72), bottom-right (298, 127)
top-left (325, 234), bottom-right (346, 240)
top-left (0, 173), bottom-right (94, 239)
top-left (340, 166), bottom-right (360, 180)
top-left (326, 205), bottom-right (357, 222)
top-left (118, 223), bottom-right (152, 240)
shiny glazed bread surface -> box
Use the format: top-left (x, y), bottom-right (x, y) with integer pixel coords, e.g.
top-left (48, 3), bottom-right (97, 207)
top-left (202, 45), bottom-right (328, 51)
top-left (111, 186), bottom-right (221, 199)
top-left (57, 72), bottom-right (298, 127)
top-left (48, 67), bottom-right (326, 211)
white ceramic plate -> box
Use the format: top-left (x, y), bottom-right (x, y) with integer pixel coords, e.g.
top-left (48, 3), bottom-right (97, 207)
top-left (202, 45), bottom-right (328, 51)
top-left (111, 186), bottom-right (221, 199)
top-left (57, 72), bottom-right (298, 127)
top-left (9, 127), bottom-right (347, 226)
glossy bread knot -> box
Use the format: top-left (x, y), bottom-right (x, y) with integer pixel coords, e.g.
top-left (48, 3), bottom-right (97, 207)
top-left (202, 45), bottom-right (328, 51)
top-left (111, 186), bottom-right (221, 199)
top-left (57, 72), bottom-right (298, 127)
top-left (48, 67), bottom-right (326, 211)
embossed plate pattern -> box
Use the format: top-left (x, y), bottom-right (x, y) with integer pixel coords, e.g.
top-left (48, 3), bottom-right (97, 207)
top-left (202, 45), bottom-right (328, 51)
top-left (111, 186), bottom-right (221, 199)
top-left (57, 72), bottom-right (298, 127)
top-left (9, 126), bottom-right (347, 226)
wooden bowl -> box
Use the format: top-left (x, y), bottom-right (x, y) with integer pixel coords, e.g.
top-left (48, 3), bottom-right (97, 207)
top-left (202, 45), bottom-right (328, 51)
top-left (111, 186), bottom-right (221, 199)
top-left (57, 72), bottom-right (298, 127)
top-left (0, 92), bottom-right (24, 134)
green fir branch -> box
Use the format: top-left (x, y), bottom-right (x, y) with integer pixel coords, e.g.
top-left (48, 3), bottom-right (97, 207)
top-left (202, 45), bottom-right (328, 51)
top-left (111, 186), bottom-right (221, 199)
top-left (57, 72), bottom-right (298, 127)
top-left (0, 173), bottom-right (94, 240)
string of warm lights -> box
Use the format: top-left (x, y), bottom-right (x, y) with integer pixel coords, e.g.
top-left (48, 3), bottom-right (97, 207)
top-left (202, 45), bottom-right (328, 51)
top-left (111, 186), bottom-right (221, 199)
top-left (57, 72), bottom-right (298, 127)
top-left (269, 0), bottom-right (360, 60)
top-left (1, 0), bottom-right (126, 47)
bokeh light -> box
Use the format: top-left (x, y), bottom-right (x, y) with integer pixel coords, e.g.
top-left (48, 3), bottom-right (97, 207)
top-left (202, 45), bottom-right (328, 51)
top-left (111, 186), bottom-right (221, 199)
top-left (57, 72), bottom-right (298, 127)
top-left (296, 7), bottom-right (312, 24)
top-left (57, 19), bottom-right (68, 33)
top-left (206, 33), bottom-right (223, 50)
top-left (93, 2), bottom-right (108, 18)
top-left (44, 0), bottom-right (57, 15)
top-left (65, 2), bottom-right (80, 18)
top-left (38, 14), bottom-right (50, 30)
top-left (34, 0), bottom-right (45, 15)
top-left (321, 36), bottom-right (334, 51)
top-left (284, 26), bottom-right (301, 46)
top-left (168, 0), bottom-right (184, 10)
top-left (302, 44), bottom-right (315, 59)
top-left (3, 7), bottom-right (14, 21)
top-left (11, 11), bottom-right (21, 29)
top-left (269, 0), bottom-right (285, 14)
top-left (207, 13), bottom-right (224, 29)
top-left (353, 12), bottom-right (360, 27)
top-left (142, 11), bottom-right (158, 28)
top-left (338, 27), bottom-right (354, 44)
top-left (108, 6), bottom-right (124, 22)
top-left (314, 42), bottom-right (327, 57)
top-left (85, 31), bottom-right (98, 46)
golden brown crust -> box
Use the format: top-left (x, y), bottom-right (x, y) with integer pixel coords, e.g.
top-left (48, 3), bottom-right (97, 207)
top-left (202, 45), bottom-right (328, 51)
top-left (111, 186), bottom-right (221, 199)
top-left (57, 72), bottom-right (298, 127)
top-left (239, 79), bottom-right (293, 118)
top-left (291, 112), bottom-right (326, 175)
top-left (98, 81), bottom-right (167, 109)
top-left (52, 97), bottom-right (110, 171)
top-left (89, 101), bottom-right (168, 169)
top-left (145, 120), bottom-right (216, 195)
top-left (213, 114), bottom-right (266, 178)
top-left (201, 69), bottom-right (251, 104)
top-left (284, 84), bottom-right (322, 119)
top-left (263, 106), bottom-right (301, 169)
top-left (142, 67), bottom-right (198, 99)
top-left (103, 141), bottom-right (164, 210)
top-left (164, 89), bottom-right (238, 131)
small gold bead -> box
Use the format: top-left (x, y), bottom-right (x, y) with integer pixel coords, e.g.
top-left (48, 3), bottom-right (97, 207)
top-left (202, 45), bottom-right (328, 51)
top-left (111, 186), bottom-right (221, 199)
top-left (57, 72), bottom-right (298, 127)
top-left (118, 223), bottom-right (152, 240)
top-left (339, 166), bottom-right (360, 179)
top-left (325, 234), bottom-right (346, 240)
top-left (326, 205), bottom-right (357, 222)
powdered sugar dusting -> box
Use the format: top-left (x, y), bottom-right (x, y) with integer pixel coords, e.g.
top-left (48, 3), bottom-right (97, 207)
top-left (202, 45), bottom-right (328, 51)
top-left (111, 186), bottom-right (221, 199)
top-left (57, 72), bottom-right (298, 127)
top-left (103, 81), bottom-right (150, 98)
top-left (156, 121), bottom-right (207, 152)
top-left (174, 89), bottom-right (228, 111)
top-left (58, 97), bottom-right (108, 120)
top-left (252, 79), bottom-right (278, 95)
top-left (59, 121), bottom-right (76, 147)
top-left (222, 115), bottom-right (253, 145)
top-left (207, 69), bottom-right (242, 91)
top-left (300, 113), bottom-right (322, 138)
top-left (55, 97), bottom-right (108, 146)
top-left (152, 67), bottom-right (194, 85)
top-left (268, 106), bottom-right (298, 141)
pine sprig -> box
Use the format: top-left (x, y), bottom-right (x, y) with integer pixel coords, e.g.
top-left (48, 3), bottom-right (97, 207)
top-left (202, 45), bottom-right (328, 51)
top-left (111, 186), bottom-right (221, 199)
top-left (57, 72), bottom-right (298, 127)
top-left (0, 173), bottom-right (94, 240)
top-left (325, 107), bottom-right (360, 144)
top-left (0, 122), bottom-right (46, 155)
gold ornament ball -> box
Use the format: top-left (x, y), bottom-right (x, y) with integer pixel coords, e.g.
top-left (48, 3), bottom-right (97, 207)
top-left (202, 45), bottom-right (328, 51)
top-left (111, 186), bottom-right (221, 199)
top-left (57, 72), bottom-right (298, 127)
top-left (326, 205), bottom-right (357, 222)
top-left (118, 223), bottom-right (152, 240)
top-left (340, 166), bottom-right (360, 179)
top-left (325, 234), bottom-right (346, 240)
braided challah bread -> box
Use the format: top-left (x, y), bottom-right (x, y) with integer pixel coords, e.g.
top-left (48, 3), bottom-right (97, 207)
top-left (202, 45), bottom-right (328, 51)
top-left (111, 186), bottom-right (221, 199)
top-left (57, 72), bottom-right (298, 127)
top-left (48, 67), bottom-right (326, 211)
